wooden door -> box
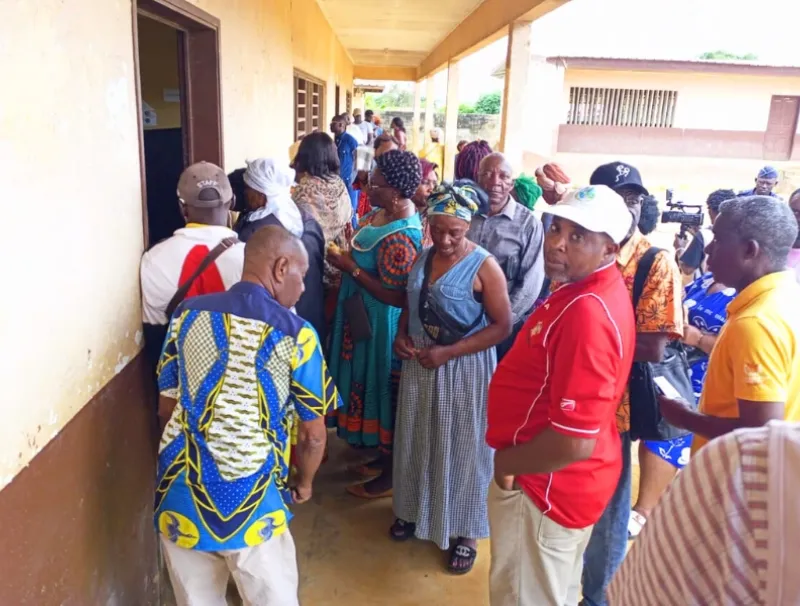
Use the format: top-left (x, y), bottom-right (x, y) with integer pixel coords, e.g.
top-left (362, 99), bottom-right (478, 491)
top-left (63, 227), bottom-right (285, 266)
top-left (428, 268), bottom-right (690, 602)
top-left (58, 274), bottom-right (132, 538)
top-left (335, 84), bottom-right (341, 116)
top-left (764, 96), bottom-right (799, 160)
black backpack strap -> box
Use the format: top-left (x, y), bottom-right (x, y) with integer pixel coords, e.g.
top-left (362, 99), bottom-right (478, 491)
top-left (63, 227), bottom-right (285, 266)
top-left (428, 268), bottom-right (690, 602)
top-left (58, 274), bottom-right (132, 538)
top-left (632, 247), bottom-right (663, 310)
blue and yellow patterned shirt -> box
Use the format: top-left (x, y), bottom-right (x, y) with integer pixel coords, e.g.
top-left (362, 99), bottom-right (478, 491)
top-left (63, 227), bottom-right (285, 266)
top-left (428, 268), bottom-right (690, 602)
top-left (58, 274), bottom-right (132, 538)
top-left (155, 282), bottom-right (341, 551)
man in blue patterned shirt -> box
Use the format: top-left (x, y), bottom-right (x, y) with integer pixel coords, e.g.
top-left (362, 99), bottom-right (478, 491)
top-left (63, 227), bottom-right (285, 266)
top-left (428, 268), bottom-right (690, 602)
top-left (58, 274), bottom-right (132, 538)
top-left (155, 225), bottom-right (341, 605)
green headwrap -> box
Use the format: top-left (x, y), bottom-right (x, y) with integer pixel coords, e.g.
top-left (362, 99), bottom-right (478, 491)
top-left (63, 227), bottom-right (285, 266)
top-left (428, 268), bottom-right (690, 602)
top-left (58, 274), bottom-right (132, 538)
top-left (513, 174), bottom-right (543, 210)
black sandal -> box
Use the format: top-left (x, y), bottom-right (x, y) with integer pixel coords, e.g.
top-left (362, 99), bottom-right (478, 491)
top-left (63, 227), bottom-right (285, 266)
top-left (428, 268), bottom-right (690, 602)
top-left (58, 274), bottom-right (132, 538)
top-left (389, 518), bottom-right (416, 542)
top-left (447, 541), bottom-right (477, 575)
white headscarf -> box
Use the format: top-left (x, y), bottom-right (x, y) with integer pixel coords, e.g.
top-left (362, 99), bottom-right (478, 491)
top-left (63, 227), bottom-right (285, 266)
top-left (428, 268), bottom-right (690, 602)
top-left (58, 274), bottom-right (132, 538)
top-left (243, 158), bottom-right (304, 237)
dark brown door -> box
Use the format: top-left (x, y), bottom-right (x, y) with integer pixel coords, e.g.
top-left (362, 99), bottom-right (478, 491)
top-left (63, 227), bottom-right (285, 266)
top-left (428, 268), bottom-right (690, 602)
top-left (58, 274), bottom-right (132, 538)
top-left (764, 96), bottom-right (799, 160)
top-left (335, 84), bottom-right (341, 116)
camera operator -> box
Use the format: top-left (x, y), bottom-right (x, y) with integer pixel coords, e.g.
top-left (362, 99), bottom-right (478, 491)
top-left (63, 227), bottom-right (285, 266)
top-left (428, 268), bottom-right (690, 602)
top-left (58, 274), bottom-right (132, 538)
top-left (674, 189), bottom-right (736, 282)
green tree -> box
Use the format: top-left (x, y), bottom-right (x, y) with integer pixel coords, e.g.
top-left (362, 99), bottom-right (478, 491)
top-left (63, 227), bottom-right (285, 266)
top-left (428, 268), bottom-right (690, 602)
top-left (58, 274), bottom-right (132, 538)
top-left (459, 102), bottom-right (476, 114)
top-left (474, 92), bottom-right (502, 114)
top-left (698, 50), bottom-right (758, 60)
top-left (364, 84), bottom-right (414, 111)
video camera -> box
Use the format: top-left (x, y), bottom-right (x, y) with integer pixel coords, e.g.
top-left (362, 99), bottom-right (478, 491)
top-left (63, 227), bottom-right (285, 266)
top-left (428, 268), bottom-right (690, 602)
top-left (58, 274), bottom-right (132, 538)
top-left (661, 189), bottom-right (704, 237)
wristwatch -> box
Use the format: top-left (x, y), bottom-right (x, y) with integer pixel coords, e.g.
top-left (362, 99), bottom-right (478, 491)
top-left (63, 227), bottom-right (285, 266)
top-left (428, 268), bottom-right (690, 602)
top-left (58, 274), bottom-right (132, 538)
top-left (351, 268), bottom-right (362, 279)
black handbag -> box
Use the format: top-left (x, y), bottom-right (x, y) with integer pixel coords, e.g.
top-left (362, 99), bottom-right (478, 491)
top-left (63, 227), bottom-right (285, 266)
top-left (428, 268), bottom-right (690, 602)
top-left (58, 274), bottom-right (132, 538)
top-left (628, 248), bottom-right (696, 441)
top-left (418, 252), bottom-right (482, 346)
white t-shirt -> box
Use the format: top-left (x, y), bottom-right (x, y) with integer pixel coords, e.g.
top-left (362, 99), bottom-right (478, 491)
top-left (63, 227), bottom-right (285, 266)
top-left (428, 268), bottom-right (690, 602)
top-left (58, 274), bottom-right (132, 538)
top-left (140, 225), bottom-right (244, 325)
top-left (358, 121), bottom-right (374, 141)
top-left (346, 124), bottom-right (365, 146)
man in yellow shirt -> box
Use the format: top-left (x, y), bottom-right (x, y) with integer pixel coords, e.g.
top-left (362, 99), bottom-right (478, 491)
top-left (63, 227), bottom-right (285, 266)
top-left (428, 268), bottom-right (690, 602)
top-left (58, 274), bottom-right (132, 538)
top-left (661, 195), bottom-right (800, 451)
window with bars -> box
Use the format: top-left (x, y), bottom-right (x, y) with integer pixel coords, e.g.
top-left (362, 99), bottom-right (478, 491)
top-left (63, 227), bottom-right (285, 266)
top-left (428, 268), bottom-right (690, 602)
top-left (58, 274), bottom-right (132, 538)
top-left (566, 87), bottom-right (678, 128)
top-left (294, 72), bottom-right (324, 140)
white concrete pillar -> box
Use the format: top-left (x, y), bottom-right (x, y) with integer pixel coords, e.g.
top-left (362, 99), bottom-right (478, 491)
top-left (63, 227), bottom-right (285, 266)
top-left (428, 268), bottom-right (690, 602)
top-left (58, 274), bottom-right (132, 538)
top-left (411, 81), bottom-right (423, 153)
top-left (353, 90), bottom-right (365, 115)
top-left (443, 61), bottom-right (460, 182)
top-left (424, 78), bottom-right (435, 148)
top-left (499, 21), bottom-right (533, 171)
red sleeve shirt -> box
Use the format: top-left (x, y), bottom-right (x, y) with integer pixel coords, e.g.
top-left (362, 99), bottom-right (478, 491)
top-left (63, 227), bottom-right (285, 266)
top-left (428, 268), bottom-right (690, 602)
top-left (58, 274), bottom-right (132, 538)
top-left (487, 264), bottom-right (635, 529)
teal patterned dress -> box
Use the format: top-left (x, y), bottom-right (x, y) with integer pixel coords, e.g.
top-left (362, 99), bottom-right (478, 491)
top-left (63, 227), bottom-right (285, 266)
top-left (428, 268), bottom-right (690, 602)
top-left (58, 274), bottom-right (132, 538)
top-left (327, 209), bottom-right (422, 452)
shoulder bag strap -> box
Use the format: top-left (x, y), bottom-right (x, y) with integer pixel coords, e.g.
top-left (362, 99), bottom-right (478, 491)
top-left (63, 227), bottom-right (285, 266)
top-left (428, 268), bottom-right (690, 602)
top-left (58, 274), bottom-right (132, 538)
top-left (632, 247), bottom-right (663, 310)
top-left (166, 236), bottom-right (239, 319)
top-left (418, 251), bottom-right (439, 342)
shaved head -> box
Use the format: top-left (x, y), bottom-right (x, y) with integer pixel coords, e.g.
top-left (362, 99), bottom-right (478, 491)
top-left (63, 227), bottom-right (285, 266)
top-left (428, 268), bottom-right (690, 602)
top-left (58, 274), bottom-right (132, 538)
top-left (243, 225), bottom-right (308, 308)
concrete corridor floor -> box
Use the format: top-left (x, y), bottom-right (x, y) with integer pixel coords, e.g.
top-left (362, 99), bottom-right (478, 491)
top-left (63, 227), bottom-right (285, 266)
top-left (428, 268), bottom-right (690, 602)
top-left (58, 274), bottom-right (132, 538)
top-left (292, 434), bottom-right (491, 605)
top-left (163, 434), bottom-right (641, 605)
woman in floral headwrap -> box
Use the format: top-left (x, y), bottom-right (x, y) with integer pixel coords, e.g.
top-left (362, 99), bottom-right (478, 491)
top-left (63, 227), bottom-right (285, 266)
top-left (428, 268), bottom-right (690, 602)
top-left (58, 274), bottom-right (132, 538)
top-left (390, 184), bottom-right (512, 575)
top-left (327, 150), bottom-right (424, 498)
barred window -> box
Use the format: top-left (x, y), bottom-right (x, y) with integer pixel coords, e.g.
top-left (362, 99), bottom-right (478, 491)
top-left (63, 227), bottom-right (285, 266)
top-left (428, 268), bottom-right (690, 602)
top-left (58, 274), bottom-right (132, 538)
top-left (567, 87), bottom-right (678, 127)
top-left (294, 71), bottom-right (325, 140)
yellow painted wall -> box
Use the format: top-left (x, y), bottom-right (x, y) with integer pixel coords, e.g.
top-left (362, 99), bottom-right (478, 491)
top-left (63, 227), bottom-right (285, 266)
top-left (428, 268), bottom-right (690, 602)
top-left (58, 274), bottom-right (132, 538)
top-left (290, 0), bottom-right (354, 125)
top-left (564, 68), bottom-right (800, 132)
top-left (138, 16), bottom-right (182, 130)
top-left (0, 0), bottom-right (145, 488)
top-left (0, 0), bottom-right (352, 490)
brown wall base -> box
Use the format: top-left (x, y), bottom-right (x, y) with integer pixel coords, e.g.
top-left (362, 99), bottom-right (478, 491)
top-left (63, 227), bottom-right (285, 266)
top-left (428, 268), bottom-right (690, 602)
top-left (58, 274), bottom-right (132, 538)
top-left (0, 354), bottom-right (160, 605)
top-left (557, 125), bottom-right (774, 159)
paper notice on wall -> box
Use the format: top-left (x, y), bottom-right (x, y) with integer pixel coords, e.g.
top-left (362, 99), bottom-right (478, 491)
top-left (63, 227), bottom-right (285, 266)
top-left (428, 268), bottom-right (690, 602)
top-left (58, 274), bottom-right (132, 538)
top-left (163, 88), bottom-right (180, 103)
top-left (142, 101), bottom-right (157, 127)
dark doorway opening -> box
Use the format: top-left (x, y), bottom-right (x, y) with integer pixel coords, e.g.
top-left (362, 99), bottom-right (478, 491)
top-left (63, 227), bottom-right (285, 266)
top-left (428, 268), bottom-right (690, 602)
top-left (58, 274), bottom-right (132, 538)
top-left (134, 0), bottom-right (223, 249)
top-left (335, 84), bottom-right (341, 116)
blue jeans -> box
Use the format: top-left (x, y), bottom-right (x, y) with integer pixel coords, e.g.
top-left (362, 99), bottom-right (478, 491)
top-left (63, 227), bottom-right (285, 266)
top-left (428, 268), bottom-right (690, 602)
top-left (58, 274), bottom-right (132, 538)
top-left (348, 188), bottom-right (360, 226)
top-left (580, 431), bottom-right (631, 606)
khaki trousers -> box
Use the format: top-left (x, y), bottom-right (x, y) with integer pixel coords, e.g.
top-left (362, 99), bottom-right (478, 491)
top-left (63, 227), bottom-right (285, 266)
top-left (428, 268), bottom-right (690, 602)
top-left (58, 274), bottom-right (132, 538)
top-left (161, 531), bottom-right (299, 606)
top-left (488, 482), bottom-right (593, 606)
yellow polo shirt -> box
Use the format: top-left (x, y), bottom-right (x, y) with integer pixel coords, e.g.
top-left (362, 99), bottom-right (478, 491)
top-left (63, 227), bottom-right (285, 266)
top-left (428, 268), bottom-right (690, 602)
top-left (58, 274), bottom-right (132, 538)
top-left (694, 271), bottom-right (800, 452)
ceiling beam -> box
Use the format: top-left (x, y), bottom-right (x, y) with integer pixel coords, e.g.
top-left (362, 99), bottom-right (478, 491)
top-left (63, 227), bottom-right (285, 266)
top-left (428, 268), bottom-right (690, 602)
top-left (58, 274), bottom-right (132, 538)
top-left (353, 65), bottom-right (418, 82)
top-left (416, 0), bottom-right (570, 80)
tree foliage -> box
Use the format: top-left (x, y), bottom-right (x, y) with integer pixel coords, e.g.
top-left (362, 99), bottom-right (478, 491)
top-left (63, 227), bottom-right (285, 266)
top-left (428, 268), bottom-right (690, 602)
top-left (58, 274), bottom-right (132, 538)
top-left (698, 50), bottom-right (758, 61)
top-left (365, 84), bottom-right (415, 110)
top-left (474, 92), bottom-right (502, 114)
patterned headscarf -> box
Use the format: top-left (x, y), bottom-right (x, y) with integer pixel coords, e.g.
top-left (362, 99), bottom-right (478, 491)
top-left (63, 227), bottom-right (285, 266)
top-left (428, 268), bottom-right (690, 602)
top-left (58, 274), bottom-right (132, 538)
top-left (427, 184), bottom-right (480, 223)
top-left (375, 149), bottom-right (422, 199)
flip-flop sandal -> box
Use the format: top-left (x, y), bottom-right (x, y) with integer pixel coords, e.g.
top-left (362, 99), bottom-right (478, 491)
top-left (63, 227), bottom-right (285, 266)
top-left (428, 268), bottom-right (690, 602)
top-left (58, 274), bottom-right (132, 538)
top-left (628, 510), bottom-right (647, 540)
top-left (347, 463), bottom-right (383, 478)
top-left (447, 543), bottom-right (477, 575)
top-left (389, 519), bottom-right (416, 542)
top-left (346, 483), bottom-right (393, 500)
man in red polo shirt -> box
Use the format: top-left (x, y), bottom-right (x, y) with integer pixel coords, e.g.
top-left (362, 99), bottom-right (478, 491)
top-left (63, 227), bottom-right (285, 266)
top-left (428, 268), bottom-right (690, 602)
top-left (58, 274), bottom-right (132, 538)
top-left (486, 185), bottom-right (636, 606)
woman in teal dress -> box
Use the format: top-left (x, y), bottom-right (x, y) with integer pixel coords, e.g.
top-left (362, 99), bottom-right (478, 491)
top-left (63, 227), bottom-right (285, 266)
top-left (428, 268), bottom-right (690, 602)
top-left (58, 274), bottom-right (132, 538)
top-left (327, 149), bottom-right (423, 498)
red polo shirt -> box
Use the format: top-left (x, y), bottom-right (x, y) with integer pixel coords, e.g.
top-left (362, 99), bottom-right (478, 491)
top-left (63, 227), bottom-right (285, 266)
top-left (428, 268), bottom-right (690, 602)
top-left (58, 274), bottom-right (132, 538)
top-left (486, 264), bottom-right (635, 529)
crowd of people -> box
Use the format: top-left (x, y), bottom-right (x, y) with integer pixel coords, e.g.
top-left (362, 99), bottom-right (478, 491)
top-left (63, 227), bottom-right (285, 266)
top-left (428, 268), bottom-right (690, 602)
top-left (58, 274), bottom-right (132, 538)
top-left (140, 118), bottom-right (800, 605)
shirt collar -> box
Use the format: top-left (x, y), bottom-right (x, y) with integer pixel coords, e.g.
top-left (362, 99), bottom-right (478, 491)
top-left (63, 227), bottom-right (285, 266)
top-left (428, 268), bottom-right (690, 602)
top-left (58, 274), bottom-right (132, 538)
top-left (230, 281), bottom-right (276, 301)
top-left (550, 262), bottom-right (619, 297)
top-left (617, 229), bottom-right (643, 267)
top-left (727, 270), bottom-right (796, 316)
top-left (481, 198), bottom-right (516, 219)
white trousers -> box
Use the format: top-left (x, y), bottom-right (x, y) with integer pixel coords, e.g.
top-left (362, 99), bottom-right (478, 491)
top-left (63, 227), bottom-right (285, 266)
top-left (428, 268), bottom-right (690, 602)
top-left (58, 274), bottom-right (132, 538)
top-left (488, 482), bottom-right (593, 606)
top-left (161, 531), bottom-right (299, 606)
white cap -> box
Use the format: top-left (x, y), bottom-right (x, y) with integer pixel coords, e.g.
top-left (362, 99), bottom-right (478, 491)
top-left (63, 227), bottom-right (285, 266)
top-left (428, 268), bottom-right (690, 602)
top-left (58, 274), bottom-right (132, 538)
top-left (545, 185), bottom-right (633, 244)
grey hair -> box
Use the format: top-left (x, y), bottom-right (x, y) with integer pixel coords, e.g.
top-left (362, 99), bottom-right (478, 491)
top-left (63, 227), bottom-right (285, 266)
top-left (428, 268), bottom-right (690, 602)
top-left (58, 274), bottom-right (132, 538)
top-left (478, 152), bottom-right (513, 174)
top-left (718, 195), bottom-right (799, 266)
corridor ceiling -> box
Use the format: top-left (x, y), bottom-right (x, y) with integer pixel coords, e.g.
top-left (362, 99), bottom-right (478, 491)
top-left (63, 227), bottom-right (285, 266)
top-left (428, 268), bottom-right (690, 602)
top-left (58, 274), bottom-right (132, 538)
top-left (316, 0), bottom-right (485, 67)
